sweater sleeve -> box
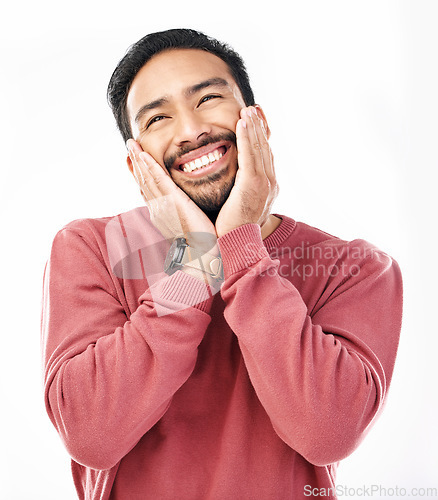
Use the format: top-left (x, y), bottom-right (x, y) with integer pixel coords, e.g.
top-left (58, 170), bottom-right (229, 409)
top-left (218, 224), bottom-right (403, 467)
top-left (41, 225), bottom-right (213, 470)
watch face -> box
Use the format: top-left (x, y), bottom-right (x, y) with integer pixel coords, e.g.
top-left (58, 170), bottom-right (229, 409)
top-left (164, 238), bottom-right (187, 275)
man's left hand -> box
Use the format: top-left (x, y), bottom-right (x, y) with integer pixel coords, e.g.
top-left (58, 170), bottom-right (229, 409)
top-left (215, 106), bottom-right (279, 238)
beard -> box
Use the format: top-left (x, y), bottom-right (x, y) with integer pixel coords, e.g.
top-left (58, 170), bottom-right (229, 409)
top-left (164, 132), bottom-right (237, 221)
top-left (188, 168), bottom-right (235, 223)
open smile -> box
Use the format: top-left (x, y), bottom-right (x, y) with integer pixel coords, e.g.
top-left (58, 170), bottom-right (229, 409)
top-left (181, 146), bottom-right (227, 173)
top-left (173, 141), bottom-right (231, 177)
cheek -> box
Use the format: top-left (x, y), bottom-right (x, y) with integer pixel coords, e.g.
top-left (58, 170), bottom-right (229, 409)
top-left (138, 136), bottom-right (168, 167)
top-left (202, 98), bottom-right (241, 122)
top-left (206, 107), bottom-right (241, 132)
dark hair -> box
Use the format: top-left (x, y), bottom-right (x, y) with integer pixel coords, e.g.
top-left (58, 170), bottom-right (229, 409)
top-left (107, 28), bottom-right (256, 143)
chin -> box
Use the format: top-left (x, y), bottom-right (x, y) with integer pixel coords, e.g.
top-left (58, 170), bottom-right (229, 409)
top-left (190, 177), bottom-right (234, 213)
top-left (174, 165), bottom-right (236, 213)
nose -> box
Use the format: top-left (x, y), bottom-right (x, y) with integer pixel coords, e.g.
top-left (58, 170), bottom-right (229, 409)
top-left (172, 110), bottom-right (212, 147)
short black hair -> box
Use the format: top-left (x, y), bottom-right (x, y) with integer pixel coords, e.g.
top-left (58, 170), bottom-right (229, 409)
top-left (107, 28), bottom-right (256, 143)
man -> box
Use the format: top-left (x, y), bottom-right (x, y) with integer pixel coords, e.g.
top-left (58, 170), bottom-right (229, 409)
top-left (42, 29), bottom-right (403, 499)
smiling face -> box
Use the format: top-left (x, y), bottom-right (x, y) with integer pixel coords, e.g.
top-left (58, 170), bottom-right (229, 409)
top-left (126, 49), bottom-right (246, 212)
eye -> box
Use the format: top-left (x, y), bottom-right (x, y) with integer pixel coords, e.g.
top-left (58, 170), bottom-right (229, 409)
top-left (146, 115), bottom-right (166, 129)
top-left (198, 94), bottom-right (222, 106)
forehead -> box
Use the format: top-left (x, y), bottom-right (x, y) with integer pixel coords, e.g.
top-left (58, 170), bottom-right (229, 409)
top-left (126, 49), bottom-right (241, 114)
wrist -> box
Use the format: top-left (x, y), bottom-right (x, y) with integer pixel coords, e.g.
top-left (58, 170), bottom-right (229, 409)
top-left (179, 266), bottom-right (221, 292)
top-left (164, 237), bottom-right (224, 284)
top-left (184, 231), bottom-right (219, 256)
top-left (217, 224), bottom-right (269, 278)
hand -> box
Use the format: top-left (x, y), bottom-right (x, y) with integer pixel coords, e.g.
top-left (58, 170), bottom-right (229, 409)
top-left (127, 139), bottom-right (217, 254)
top-left (215, 106), bottom-right (279, 238)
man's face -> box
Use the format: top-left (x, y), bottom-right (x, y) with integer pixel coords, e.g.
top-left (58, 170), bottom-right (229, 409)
top-left (126, 49), bottom-right (246, 212)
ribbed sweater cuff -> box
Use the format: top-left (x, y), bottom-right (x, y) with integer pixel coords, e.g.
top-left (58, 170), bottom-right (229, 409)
top-left (218, 224), bottom-right (270, 278)
top-left (144, 271), bottom-right (213, 313)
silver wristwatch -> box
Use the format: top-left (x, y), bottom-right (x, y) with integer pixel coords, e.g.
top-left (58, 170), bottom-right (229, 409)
top-left (164, 237), bottom-right (224, 280)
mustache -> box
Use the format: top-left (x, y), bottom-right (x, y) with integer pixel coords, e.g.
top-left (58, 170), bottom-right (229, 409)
top-left (164, 132), bottom-right (237, 171)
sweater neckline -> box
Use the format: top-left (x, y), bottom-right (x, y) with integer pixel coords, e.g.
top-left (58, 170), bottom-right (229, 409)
top-left (263, 214), bottom-right (297, 250)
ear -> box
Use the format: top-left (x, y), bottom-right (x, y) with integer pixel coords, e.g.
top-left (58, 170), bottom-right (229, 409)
top-left (126, 153), bottom-right (134, 176)
top-left (125, 138), bottom-right (140, 177)
top-left (254, 105), bottom-right (271, 139)
top-left (125, 140), bottom-right (147, 201)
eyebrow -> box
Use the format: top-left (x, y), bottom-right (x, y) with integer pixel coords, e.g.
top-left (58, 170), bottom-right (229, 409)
top-left (134, 77), bottom-right (231, 125)
top-left (184, 77), bottom-right (230, 96)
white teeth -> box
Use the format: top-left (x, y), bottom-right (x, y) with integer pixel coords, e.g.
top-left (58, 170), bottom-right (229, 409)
top-left (182, 148), bottom-right (224, 173)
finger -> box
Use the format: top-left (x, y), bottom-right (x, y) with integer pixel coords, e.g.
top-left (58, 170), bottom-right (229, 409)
top-left (240, 107), bottom-right (269, 177)
top-left (136, 161), bottom-right (159, 207)
top-left (253, 110), bottom-right (276, 185)
top-left (139, 153), bottom-right (207, 239)
top-left (247, 107), bottom-right (272, 176)
top-left (248, 107), bottom-right (277, 192)
top-left (126, 139), bottom-right (143, 182)
top-left (132, 156), bottom-right (159, 214)
top-left (130, 151), bottom-right (145, 186)
top-left (139, 151), bottom-right (179, 198)
top-left (264, 148), bottom-right (277, 189)
top-left (236, 109), bottom-right (258, 175)
top-left (125, 142), bottom-right (160, 199)
top-left (138, 151), bottom-right (200, 215)
top-left (254, 107), bottom-right (276, 173)
top-left (127, 141), bottom-right (161, 206)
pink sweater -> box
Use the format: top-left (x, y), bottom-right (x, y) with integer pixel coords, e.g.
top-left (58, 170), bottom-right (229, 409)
top-left (41, 208), bottom-right (402, 500)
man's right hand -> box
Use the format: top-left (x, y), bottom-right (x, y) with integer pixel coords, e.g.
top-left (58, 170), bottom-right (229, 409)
top-left (126, 139), bottom-right (218, 256)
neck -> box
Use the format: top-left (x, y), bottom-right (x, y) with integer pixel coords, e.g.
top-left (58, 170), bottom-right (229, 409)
top-left (261, 214), bottom-right (282, 239)
top-left (204, 211), bottom-right (281, 239)
top-left (204, 209), bottom-right (221, 225)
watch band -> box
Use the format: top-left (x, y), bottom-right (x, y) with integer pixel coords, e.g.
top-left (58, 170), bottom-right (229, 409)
top-left (181, 245), bottom-right (224, 280)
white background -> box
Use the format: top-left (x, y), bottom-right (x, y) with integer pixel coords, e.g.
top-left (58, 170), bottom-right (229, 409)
top-left (1, 1), bottom-right (437, 498)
